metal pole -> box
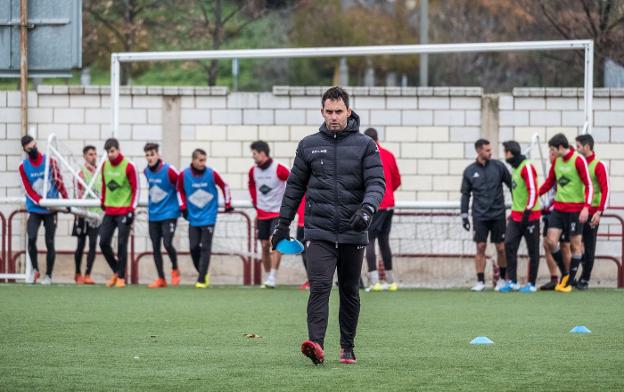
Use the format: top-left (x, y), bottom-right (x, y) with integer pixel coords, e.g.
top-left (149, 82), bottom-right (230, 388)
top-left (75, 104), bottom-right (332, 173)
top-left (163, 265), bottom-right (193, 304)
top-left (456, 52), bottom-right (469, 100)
top-left (111, 55), bottom-right (120, 138)
top-left (19, 0), bottom-right (29, 136)
top-left (583, 42), bottom-right (594, 134)
top-left (419, 0), bottom-right (428, 87)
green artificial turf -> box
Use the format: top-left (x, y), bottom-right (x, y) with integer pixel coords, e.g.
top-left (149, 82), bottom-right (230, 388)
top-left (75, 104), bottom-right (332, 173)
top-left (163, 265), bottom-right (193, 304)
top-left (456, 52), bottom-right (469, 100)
top-left (0, 285), bottom-right (622, 391)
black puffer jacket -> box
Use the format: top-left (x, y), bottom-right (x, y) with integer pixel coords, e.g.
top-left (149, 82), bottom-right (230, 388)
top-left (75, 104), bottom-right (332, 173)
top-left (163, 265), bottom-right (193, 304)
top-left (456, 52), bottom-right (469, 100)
top-left (277, 111), bottom-right (386, 245)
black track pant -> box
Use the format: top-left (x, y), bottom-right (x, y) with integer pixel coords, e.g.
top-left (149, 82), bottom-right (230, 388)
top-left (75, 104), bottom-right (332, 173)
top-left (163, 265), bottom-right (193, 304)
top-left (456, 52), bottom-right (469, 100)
top-left (365, 210), bottom-right (393, 272)
top-left (74, 219), bottom-right (99, 275)
top-left (149, 219), bottom-right (178, 279)
top-left (189, 225), bottom-right (214, 283)
top-left (306, 240), bottom-right (365, 349)
top-left (296, 227), bottom-right (308, 276)
top-left (504, 219), bottom-right (540, 285)
top-left (580, 216), bottom-right (599, 282)
top-left (27, 213), bottom-right (57, 276)
top-left (99, 214), bottom-right (132, 279)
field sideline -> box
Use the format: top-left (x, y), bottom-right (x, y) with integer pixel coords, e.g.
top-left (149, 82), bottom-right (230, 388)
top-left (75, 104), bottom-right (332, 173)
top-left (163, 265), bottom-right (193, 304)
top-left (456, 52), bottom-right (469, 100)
top-left (0, 285), bottom-right (622, 391)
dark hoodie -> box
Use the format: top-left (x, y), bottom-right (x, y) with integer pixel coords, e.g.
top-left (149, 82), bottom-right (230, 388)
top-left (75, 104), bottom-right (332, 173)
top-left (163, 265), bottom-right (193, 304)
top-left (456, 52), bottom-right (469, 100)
top-left (275, 111), bottom-right (386, 245)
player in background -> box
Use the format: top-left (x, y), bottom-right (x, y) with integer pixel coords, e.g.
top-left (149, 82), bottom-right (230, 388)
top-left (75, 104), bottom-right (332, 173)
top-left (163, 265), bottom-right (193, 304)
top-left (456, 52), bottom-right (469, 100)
top-left (248, 140), bottom-right (290, 288)
top-left (539, 150), bottom-right (571, 291)
top-left (538, 133), bottom-right (593, 293)
top-left (461, 139), bottom-right (512, 292)
top-left (19, 135), bottom-right (68, 285)
top-left (72, 145), bottom-right (101, 285)
top-left (99, 138), bottom-right (139, 288)
top-left (363, 128), bottom-right (402, 292)
top-left (575, 134), bottom-right (609, 290)
top-left (297, 195), bottom-right (309, 290)
top-left (143, 143), bottom-right (181, 288)
top-left (178, 148), bottom-right (232, 288)
top-left (499, 141), bottom-right (541, 293)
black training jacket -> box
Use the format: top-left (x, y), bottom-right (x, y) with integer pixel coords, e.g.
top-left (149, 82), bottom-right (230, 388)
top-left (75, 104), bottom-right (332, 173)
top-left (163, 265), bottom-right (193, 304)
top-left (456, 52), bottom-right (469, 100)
top-left (460, 159), bottom-right (512, 221)
top-left (277, 111), bottom-right (386, 245)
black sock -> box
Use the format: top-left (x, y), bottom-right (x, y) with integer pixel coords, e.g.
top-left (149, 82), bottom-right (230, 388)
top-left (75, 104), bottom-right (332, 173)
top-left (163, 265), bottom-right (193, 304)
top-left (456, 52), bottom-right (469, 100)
top-left (568, 255), bottom-right (582, 284)
top-left (499, 267), bottom-right (507, 281)
top-left (551, 249), bottom-right (567, 275)
top-left (477, 273), bottom-right (485, 283)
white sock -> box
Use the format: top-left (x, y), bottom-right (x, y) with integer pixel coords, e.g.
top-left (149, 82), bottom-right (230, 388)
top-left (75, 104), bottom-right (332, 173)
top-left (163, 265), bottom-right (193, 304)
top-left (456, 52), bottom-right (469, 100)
top-left (268, 269), bottom-right (277, 282)
top-left (385, 270), bottom-right (394, 284)
top-left (368, 270), bottom-right (379, 285)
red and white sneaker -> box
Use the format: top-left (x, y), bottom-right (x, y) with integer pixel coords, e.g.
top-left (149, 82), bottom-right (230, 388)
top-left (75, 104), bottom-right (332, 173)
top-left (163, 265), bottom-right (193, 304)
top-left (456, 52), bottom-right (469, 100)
top-left (339, 348), bottom-right (357, 364)
top-left (32, 270), bottom-right (40, 284)
top-left (301, 340), bottom-right (324, 365)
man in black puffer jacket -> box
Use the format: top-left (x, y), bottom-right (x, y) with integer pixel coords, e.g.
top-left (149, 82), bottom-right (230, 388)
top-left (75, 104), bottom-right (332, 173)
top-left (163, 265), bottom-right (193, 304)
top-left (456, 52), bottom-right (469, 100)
top-left (271, 86), bottom-right (385, 365)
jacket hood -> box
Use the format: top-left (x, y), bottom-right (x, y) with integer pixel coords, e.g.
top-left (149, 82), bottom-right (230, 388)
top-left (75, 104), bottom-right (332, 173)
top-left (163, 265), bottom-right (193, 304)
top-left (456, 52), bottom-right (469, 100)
top-left (319, 111), bottom-right (360, 138)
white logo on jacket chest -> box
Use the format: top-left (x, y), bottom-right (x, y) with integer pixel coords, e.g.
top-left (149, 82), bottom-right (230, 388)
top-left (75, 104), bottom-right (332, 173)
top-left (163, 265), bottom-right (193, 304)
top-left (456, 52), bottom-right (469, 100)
top-left (188, 189), bottom-right (213, 208)
top-left (473, 172), bottom-right (480, 178)
top-left (149, 185), bottom-right (168, 203)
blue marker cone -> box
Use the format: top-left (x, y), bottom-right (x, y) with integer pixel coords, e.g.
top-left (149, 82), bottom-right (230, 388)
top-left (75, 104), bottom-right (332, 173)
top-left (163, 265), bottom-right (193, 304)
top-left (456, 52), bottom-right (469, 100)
top-left (470, 336), bottom-right (494, 345)
top-left (569, 326), bottom-right (591, 334)
top-left (275, 238), bottom-right (305, 255)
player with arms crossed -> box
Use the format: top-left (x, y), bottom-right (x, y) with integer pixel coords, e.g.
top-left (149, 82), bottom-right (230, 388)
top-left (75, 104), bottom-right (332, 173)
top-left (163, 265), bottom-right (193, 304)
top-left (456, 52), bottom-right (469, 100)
top-left (499, 141), bottom-right (541, 293)
top-left (143, 143), bottom-right (181, 288)
top-left (99, 138), bottom-right (139, 288)
top-left (178, 148), bottom-right (232, 288)
top-left (271, 87), bottom-right (385, 365)
top-left (19, 135), bottom-right (68, 284)
top-left (248, 140), bottom-right (290, 288)
top-left (574, 134), bottom-right (609, 290)
top-left (538, 133), bottom-right (593, 293)
top-left (461, 139), bottom-right (512, 291)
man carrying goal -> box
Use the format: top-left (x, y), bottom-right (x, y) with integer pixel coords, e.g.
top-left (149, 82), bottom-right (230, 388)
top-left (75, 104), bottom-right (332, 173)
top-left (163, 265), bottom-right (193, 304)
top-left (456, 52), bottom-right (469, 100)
top-left (99, 138), bottom-right (139, 288)
top-left (19, 135), bottom-right (69, 285)
top-left (72, 145), bottom-right (101, 285)
top-left (538, 133), bottom-right (593, 293)
top-left (143, 143), bottom-right (181, 288)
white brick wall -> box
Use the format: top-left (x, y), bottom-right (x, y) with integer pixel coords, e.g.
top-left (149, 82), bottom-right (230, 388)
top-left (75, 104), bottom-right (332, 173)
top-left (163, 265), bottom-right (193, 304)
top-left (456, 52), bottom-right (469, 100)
top-left (1, 86), bottom-right (623, 283)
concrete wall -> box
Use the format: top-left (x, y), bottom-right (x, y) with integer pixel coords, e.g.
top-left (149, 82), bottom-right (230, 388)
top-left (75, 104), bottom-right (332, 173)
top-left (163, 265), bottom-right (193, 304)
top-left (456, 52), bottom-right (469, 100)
top-left (1, 85), bottom-right (623, 286)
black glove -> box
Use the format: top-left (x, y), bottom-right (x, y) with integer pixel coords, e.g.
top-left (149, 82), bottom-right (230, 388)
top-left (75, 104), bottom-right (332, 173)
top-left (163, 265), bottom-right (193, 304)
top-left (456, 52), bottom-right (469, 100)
top-left (122, 211), bottom-right (134, 225)
top-left (462, 217), bottom-right (471, 231)
top-left (182, 209), bottom-right (188, 221)
top-left (349, 204), bottom-right (375, 232)
top-left (270, 220), bottom-right (291, 250)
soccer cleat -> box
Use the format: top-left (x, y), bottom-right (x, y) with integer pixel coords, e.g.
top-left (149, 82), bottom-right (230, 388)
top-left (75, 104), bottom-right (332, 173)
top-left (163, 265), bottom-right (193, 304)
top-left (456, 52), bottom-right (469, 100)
top-left (41, 275), bottom-right (52, 285)
top-left (205, 273), bottom-right (211, 287)
top-left (299, 281), bottom-right (310, 290)
top-left (498, 281), bottom-right (516, 293)
top-left (148, 278), bottom-right (167, 288)
top-left (387, 282), bottom-right (398, 292)
top-left (75, 273), bottom-right (84, 284)
top-left (261, 279), bottom-right (276, 289)
top-left (470, 281), bottom-right (486, 292)
top-left (105, 274), bottom-right (118, 288)
top-left (32, 270), bottom-right (40, 284)
top-left (82, 275), bottom-right (95, 285)
top-left (494, 279), bottom-right (506, 292)
top-left (540, 280), bottom-right (557, 291)
top-left (576, 280), bottom-right (589, 291)
top-left (195, 281), bottom-right (209, 289)
top-left (171, 269), bottom-right (181, 286)
top-left (114, 277), bottom-right (126, 288)
top-left (339, 348), bottom-right (357, 364)
top-left (555, 275), bottom-right (572, 293)
top-left (519, 283), bottom-right (537, 293)
top-left (301, 340), bottom-right (324, 365)
top-left (366, 282), bottom-right (383, 292)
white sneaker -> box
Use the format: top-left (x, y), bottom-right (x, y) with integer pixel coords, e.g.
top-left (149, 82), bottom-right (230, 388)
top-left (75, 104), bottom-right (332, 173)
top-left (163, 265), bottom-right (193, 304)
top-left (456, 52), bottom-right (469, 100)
top-left (40, 275), bottom-right (52, 285)
top-left (494, 279), bottom-right (506, 292)
top-left (471, 281), bottom-right (486, 292)
top-left (261, 279), bottom-right (276, 289)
